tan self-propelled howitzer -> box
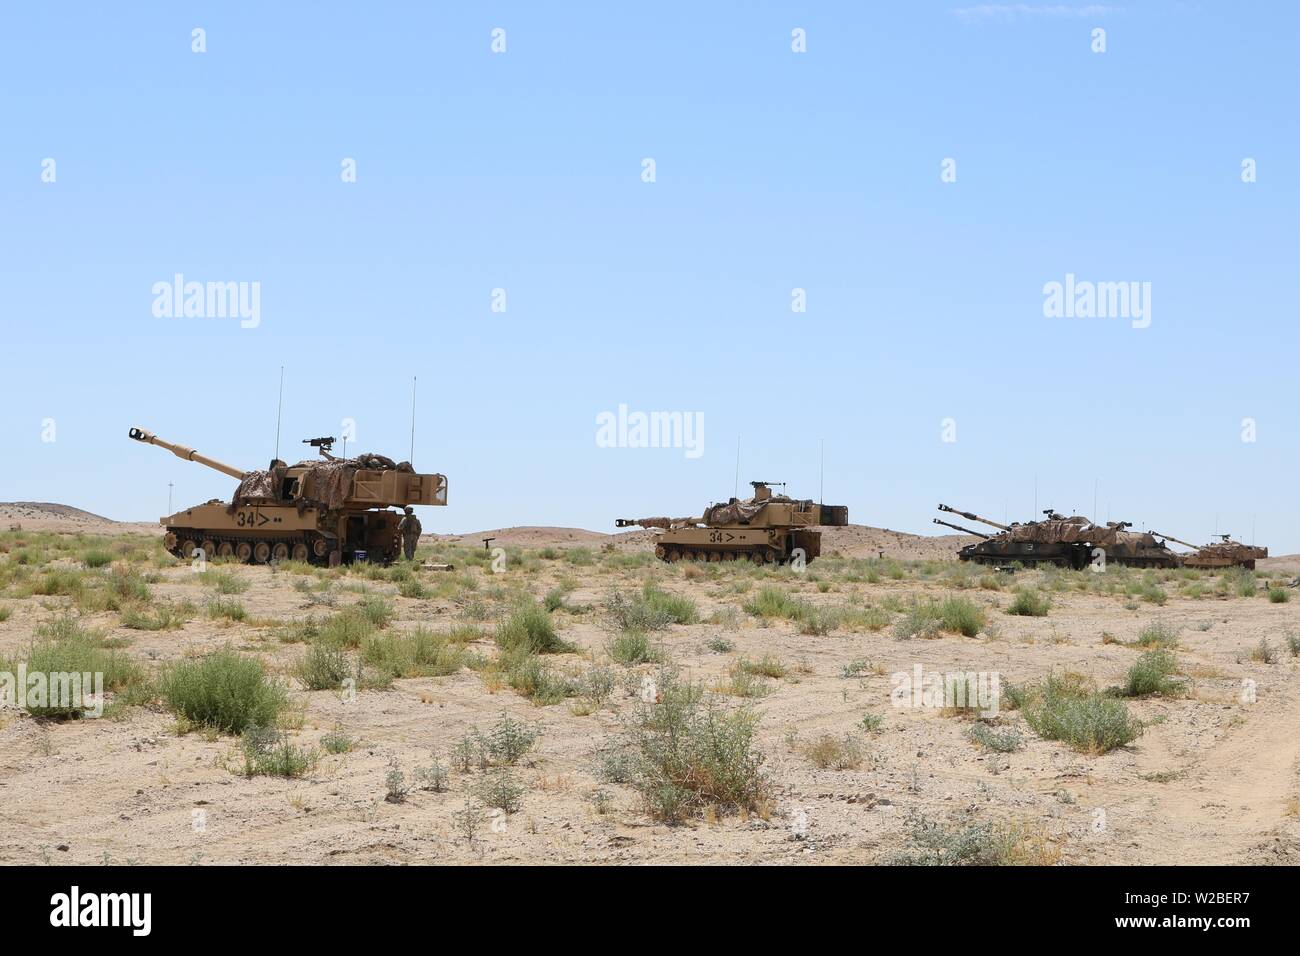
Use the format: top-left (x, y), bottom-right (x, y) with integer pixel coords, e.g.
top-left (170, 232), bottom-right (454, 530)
top-left (1148, 531), bottom-right (1268, 570)
top-left (617, 481), bottom-right (848, 564)
top-left (129, 427), bottom-right (447, 566)
top-left (937, 504), bottom-right (1179, 569)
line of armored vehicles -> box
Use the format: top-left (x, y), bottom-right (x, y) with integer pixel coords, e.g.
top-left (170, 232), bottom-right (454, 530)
top-left (127, 426), bottom-right (1265, 571)
top-left (128, 426), bottom-right (844, 568)
top-left (934, 504), bottom-right (1267, 571)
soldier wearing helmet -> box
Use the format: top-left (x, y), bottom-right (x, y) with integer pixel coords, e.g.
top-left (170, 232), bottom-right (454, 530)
top-left (398, 506), bottom-right (422, 561)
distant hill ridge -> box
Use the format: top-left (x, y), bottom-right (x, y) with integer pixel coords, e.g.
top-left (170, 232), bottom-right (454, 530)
top-left (2, 502), bottom-right (114, 522)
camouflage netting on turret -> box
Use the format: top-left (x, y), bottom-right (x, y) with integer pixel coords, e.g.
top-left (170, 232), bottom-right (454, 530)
top-left (1003, 517), bottom-right (1119, 546)
top-left (230, 453), bottom-right (413, 513)
top-left (704, 494), bottom-right (812, 525)
top-left (229, 467), bottom-right (282, 505)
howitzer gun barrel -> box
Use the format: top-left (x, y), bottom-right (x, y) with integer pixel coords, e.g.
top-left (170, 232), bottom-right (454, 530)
top-left (937, 504), bottom-right (1010, 532)
top-left (1149, 531), bottom-right (1199, 551)
top-left (616, 516), bottom-right (698, 530)
top-left (933, 518), bottom-right (990, 539)
top-left (128, 426), bottom-right (247, 480)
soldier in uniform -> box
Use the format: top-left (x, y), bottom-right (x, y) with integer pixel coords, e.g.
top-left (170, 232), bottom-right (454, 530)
top-left (398, 506), bottom-right (422, 561)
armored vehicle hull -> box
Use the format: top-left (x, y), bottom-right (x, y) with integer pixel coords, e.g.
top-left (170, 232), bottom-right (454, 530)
top-left (955, 538), bottom-right (1094, 569)
top-left (1181, 548), bottom-right (1266, 571)
top-left (130, 427), bottom-right (446, 567)
top-left (159, 499), bottom-right (407, 566)
top-left (649, 525), bottom-right (827, 564)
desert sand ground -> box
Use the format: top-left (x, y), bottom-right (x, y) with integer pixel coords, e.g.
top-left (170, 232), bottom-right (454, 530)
top-left (1, 503), bottom-right (1298, 866)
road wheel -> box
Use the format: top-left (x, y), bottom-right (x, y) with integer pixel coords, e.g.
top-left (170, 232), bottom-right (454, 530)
top-left (200, 540), bottom-right (216, 561)
top-left (253, 542), bottom-right (271, 564)
top-left (217, 542), bottom-right (234, 558)
top-left (180, 539), bottom-right (197, 559)
top-left (272, 543), bottom-right (290, 562)
top-left (291, 542), bottom-right (309, 562)
top-left (235, 542), bottom-right (253, 563)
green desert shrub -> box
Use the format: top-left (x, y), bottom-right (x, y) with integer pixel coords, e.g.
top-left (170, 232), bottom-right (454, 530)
top-left (205, 597), bottom-right (247, 622)
top-left (82, 549), bottom-right (114, 569)
top-left (474, 769), bottom-right (525, 813)
top-left (238, 726), bottom-right (318, 778)
top-left (939, 596), bottom-right (986, 636)
top-left (121, 601), bottom-right (193, 631)
top-left (1006, 589), bottom-right (1051, 617)
top-left (499, 647), bottom-right (577, 705)
top-left (1118, 649), bottom-right (1183, 698)
top-left (893, 596), bottom-right (985, 638)
top-left (843, 606), bottom-right (892, 633)
top-left (606, 629), bottom-right (663, 665)
top-left (608, 584), bottom-right (698, 631)
top-left (296, 643), bottom-right (353, 691)
top-left (354, 596), bottom-right (395, 629)
top-left (743, 587), bottom-right (809, 621)
top-left (496, 600), bottom-right (573, 655)
top-left (1019, 675), bottom-right (1142, 755)
top-left (1136, 581), bottom-right (1167, 605)
top-left (7, 617), bottom-right (144, 717)
top-left (398, 577), bottom-right (431, 599)
top-left (1222, 568), bottom-right (1257, 598)
top-left (478, 713), bottom-right (540, 766)
top-left (893, 603), bottom-right (942, 639)
top-left (29, 567), bottom-right (92, 598)
top-left (274, 616), bottom-right (323, 644)
top-left (888, 814), bottom-right (1056, 866)
top-left (160, 646), bottom-right (289, 734)
top-left (199, 569), bottom-right (248, 594)
top-left (612, 672), bottom-right (766, 823)
top-left (320, 729), bottom-right (356, 754)
top-left (1132, 620), bottom-right (1179, 648)
top-left (741, 586), bottom-right (849, 635)
top-left (735, 655), bottom-right (787, 679)
top-left (317, 606), bottom-right (376, 648)
top-left (968, 723), bottom-right (1023, 753)
top-left (361, 628), bottom-right (467, 678)
top-left (641, 584), bottom-right (697, 623)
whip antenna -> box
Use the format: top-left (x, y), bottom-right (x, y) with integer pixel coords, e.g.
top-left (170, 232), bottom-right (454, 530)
top-left (274, 366), bottom-right (285, 460)
top-left (409, 376), bottom-right (418, 462)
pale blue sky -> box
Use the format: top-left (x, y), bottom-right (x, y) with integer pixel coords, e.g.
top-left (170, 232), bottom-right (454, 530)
top-left (2, 2), bottom-right (1296, 550)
